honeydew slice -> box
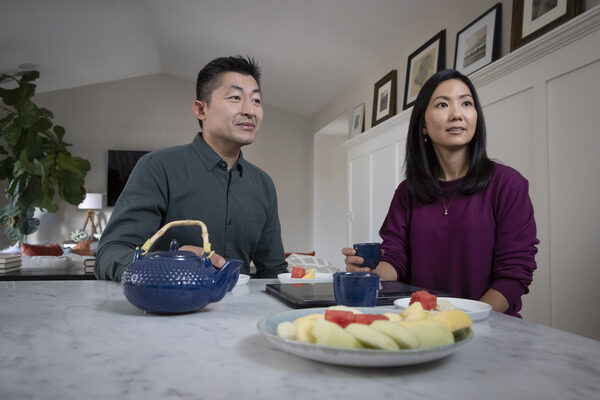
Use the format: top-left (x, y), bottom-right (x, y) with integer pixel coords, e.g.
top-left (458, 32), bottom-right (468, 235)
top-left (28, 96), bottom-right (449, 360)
top-left (312, 319), bottom-right (363, 349)
top-left (345, 323), bottom-right (400, 350)
top-left (293, 313), bottom-right (324, 325)
top-left (296, 319), bottom-right (318, 343)
top-left (370, 320), bottom-right (419, 349)
top-left (276, 321), bottom-right (297, 340)
top-left (383, 312), bottom-right (403, 322)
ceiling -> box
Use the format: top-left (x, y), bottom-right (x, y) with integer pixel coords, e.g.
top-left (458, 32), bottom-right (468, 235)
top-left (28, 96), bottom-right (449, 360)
top-left (1, 0), bottom-right (447, 117)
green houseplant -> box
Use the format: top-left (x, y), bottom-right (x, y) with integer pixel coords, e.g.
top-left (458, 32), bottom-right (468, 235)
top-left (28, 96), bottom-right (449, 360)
top-left (0, 71), bottom-right (91, 242)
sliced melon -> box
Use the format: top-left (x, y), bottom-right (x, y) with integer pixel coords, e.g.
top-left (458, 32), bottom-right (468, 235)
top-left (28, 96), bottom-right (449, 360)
top-left (345, 323), bottom-right (400, 350)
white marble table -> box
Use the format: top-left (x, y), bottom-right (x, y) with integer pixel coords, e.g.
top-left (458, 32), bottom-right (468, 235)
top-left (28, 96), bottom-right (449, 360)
top-left (1, 280), bottom-right (599, 400)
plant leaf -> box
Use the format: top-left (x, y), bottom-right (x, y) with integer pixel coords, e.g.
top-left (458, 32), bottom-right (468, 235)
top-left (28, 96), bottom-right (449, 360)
top-left (56, 153), bottom-right (91, 180)
top-left (2, 122), bottom-right (21, 149)
top-left (32, 116), bottom-right (53, 133)
top-left (0, 157), bottom-right (14, 180)
top-left (18, 101), bottom-right (38, 128)
top-left (19, 83), bottom-right (36, 102)
top-left (53, 125), bottom-right (66, 142)
top-left (37, 107), bottom-right (54, 119)
top-left (19, 70), bottom-right (40, 83)
top-left (57, 169), bottom-right (86, 205)
top-left (0, 113), bottom-right (15, 130)
top-left (0, 88), bottom-right (21, 106)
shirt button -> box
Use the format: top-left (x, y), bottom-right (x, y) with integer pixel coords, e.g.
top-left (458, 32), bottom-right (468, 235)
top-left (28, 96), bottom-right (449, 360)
top-left (218, 161), bottom-right (227, 169)
top-left (228, 220), bottom-right (232, 225)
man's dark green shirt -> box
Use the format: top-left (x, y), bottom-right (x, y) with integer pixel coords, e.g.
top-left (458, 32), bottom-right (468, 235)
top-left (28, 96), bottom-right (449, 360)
top-left (95, 134), bottom-right (288, 280)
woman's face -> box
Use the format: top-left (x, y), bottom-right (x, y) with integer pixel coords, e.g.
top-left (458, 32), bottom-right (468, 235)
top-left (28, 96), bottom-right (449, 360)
top-left (423, 79), bottom-right (477, 151)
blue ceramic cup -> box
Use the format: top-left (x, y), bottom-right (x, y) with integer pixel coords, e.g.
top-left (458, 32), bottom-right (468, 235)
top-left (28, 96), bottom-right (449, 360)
top-left (353, 242), bottom-right (381, 269)
top-left (333, 272), bottom-right (380, 307)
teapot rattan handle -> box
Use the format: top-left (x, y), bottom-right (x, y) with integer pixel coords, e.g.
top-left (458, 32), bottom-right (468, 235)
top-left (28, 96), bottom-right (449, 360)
top-left (140, 220), bottom-right (211, 256)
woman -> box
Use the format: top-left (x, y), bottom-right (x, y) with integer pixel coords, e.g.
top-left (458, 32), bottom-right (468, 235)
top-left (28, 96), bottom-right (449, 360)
top-left (343, 69), bottom-right (538, 317)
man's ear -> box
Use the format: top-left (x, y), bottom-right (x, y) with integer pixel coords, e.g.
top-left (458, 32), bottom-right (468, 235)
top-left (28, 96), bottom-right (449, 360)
top-left (193, 100), bottom-right (207, 121)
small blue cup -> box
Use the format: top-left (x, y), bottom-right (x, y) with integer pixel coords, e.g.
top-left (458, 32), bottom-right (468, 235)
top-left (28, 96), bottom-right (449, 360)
top-left (333, 272), bottom-right (380, 307)
top-left (353, 242), bottom-right (381, 269)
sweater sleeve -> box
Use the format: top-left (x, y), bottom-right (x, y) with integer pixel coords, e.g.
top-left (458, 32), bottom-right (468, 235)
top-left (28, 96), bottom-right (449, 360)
top-left (379, 183), bottom-right (411, 281)
top-left (94, 156), bottom-right (168, 281)
top-left (491, 176), bottom-right (539, 315)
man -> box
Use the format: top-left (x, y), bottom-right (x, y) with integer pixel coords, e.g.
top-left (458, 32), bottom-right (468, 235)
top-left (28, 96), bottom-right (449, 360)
top-left (95, 56), bottom-right (288, 280)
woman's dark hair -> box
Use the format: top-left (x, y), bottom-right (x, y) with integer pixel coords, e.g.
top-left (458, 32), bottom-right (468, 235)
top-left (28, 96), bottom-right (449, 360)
top-left (195, 55), bottom-right (261, 128)
top-left (404, 69), bottom-right (493, 203)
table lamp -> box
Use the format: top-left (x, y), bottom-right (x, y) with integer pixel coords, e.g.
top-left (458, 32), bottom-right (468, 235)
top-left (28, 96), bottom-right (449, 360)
top-left (78, 193), bottom-right (103, 236)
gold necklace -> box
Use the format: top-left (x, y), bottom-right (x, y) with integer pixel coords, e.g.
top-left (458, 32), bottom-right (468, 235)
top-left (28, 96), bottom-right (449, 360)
top-left (442, 192), bottom-right (457, 216)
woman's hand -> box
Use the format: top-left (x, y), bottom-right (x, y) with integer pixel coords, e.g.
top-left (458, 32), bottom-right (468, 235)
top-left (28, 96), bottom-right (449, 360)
top-left (342, 247), bottom-right (398, 281)
top-left (179, 245), bottom-right (226, 268)
top-left (341, 247), bottom-right (373, 273)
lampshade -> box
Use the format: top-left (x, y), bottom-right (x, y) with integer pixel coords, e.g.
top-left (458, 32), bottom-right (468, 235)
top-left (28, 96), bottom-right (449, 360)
top-left (78, 193), bottom-right (103, 210)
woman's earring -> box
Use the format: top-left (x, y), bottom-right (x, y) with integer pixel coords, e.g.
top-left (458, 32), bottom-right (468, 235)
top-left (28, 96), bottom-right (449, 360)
top-left (424, 135), bottom-right (428, 143)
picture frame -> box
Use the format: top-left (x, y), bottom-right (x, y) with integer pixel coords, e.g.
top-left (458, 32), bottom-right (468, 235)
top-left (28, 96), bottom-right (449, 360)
top-left (403, 30), bottom-right (446, 110)
top-left (454, 3), bottom-right (502, 76)
top-left (351, 103), bottom-right (365, 138)
top-left (371, 70), bottom-right (397, 127)
top-left (510, 0), bottom-right (581, 51)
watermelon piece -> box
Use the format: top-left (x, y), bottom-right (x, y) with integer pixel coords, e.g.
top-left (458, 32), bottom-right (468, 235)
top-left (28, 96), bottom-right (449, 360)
top-left (324, 310), bottom-right (356, 328)
top-left (409, 290), bottom-right (437, 311)
top-left (354, 314), bottom-right (389, 325)
top-left (291, 266), bottom-right (305, 278)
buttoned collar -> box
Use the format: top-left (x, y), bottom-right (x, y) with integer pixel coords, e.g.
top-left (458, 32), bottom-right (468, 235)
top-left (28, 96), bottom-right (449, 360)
top-left (192, 133), bottom-right (244, 175)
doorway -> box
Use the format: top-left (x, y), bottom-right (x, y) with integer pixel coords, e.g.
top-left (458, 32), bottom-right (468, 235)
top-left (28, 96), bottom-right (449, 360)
top-left (313, 113), bottom-right (348, 269)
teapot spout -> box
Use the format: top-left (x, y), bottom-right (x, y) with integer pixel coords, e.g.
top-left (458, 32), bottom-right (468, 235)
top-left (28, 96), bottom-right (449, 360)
top-left (210, 258), bottom-right (243, 303)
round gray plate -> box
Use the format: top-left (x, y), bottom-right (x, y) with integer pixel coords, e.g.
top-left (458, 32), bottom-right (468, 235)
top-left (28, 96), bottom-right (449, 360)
top-left (257, 307), bottom-right (473, 367)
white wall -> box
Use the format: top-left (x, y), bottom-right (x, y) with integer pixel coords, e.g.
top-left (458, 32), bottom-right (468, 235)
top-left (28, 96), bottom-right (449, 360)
top-left (16, 74), bottom-right (312, 252)
top-left (313, 132), bottom-right (347, 268)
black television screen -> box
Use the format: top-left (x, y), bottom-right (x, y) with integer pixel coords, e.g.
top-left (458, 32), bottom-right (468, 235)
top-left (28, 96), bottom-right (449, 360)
top-left (107, 150), bottom-right (150, 207)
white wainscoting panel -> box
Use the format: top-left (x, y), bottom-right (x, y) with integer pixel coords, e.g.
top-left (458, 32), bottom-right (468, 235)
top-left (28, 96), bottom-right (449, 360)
top-left (547, 59), bottom-right (600, 339)
top-left (348, 155), bottom-right (371, 244)
top-left (371, 144), bottom-right (398, 240)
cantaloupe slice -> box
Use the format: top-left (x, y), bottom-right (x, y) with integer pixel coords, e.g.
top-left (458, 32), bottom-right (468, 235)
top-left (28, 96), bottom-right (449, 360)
top-left (427, 310), bottom-right (472, 332)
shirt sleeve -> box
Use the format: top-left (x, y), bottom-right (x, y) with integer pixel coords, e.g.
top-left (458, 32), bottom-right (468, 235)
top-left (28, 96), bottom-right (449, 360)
top-left (251, 181), bottom-right (288, 278)
top-left (491, 177), bottom-right (539, 315)
top-left (94, 156), bottom-right (167, 281)
top-left (379, 183), bottom-right (411, 281)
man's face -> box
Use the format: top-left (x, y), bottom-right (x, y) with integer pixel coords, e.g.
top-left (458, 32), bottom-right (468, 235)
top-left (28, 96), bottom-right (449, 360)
top-left (194, 72), bottom-right (263, 150)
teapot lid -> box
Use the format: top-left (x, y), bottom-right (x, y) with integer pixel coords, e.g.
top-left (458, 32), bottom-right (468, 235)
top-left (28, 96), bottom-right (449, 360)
top-left (134, 238), bottom-right (204, 263)
top-left (146, 249), bottom-right (200, 262)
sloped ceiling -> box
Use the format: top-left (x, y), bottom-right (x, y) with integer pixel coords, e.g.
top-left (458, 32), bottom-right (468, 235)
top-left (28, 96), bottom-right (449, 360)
top-left (1, 0), bottom-right (447, 117)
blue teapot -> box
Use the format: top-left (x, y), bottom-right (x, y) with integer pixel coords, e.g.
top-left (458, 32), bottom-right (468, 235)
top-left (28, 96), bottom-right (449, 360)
top-left (121, 220), bottom-right (243, 314)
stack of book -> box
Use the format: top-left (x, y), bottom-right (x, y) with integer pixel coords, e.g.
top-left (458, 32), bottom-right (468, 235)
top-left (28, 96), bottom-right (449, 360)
top-left (84, 258), bottom-right (95, 274)
top-left (0, 254), bottom-right (22, 274)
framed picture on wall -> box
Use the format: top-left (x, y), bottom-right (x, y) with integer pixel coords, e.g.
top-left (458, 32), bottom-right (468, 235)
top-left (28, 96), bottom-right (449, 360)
top-left (403, 30), bottom-right (446, 110)
top-left (510, 0), bottom-right (581, 51)
top-left (454, 3), bottom-right (502, 75)
top-left (371, 70), bottom-right (397, 127)
top-left (351, 103), bottom-right (365, 138)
